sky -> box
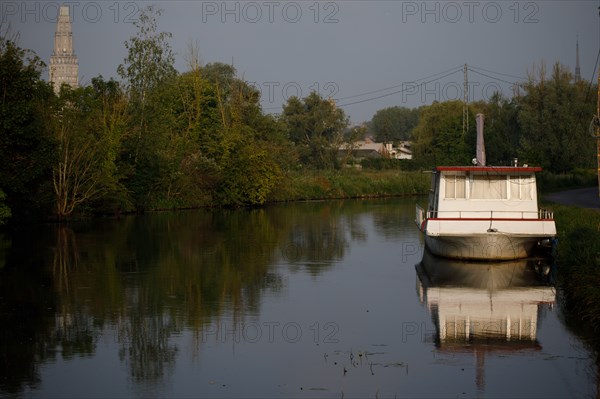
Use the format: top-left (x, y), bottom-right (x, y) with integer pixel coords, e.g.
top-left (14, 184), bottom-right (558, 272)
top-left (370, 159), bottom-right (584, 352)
top-left (1, 0), bottom-right (598, 124)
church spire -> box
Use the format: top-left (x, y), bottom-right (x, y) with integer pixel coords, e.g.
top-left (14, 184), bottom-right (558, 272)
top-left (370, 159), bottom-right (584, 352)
top-left (575, 35), bottom-right (581, 83)
top-left (49, 5), bottom-right (79, 93)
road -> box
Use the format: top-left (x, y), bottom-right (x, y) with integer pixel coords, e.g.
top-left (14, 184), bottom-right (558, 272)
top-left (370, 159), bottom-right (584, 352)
top-left (545, 187), bottom-right (600, 210)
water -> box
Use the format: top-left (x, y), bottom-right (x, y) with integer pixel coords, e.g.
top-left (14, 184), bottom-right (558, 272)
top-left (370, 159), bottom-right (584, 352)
top-left (0, 199), bottom-right (596, 398)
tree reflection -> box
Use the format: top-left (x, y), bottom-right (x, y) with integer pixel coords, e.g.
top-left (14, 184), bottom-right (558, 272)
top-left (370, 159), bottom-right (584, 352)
top-left (279, 202), bottom-right (349, 275)
top-left (118, 312), bottom-right (178, 382)
top-left (0, 228), bottom-right (56, 394)
top-left (42, 208), bottom-right (288, 386)
top-left (372, 198), bottom-right (418, 239)
top-left (1, 199), bottom-right (427, 395)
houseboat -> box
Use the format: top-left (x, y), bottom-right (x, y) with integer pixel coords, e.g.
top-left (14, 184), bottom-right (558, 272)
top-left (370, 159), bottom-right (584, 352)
top-left (415, 114), bottom-right (556, 261)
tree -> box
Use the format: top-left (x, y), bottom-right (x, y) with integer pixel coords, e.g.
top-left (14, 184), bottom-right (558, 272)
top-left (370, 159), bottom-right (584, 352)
top-left (88, 76), bottom-right (131, 213)
top-left (117, 5), bottom-right (177, 156)
top-left (0, 38), bottom-right (55, 220)
top-left (122, 56), bottom-right (286, 208)
top-left (51, 78), bottom-right (130, 219)
top-left (411, 100), bottom-right (469, 166)
top-left (214, 78), bottom-right (283, 205)
top-left (133, 67), bottom-right (220, 208)
top-left (369, 106), bottom-right (419, 143)
top-left (469, 95), bottom-right (521, 166)
top-left (282, 92), bottom-right (349, 169)
top-left (117, 6), bottom-right (177, 207)
top-left (518, 62), bottom-right (596, 172)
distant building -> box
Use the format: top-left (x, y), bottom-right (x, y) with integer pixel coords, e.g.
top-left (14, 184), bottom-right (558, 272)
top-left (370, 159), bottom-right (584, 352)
top-left (389, 141), bottom-right (413, 160)
top-left (49, 5), bottom-right (79, 93)
top-left (339, 140), bottom-right (389, 160)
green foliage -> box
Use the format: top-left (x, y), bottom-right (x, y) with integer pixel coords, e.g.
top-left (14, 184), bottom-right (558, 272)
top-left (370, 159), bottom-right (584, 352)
top-left (0, 38), bottom-right (56, 219)
top-left (409, 64), bottom-right (595, 173)
top-left (360, 158), bottom-right (420, 171)
top-left (117, 5), bottom-right (176, 107)
top-left (411, 100), bottom-right (470, 166)
top-left (282, 92), bottom-right (349, 169)
top-left (219, 145), bottom-right (282, 206)
top-left (537, 169), bottom-right (598, 193)
top-left (117, 4), bottom-right (178, 199)
top-left (369, 106), bottom-right (419, 143)
top-left (87, 77), bottom-right (132, 213)
top-left (518, 62), bottom-right (596, 172)
top-left (468, 96), bottom-right (521, 166)
top-left (51, 82), bottom-right (132, 219)
top-left (212, 76), bottom-right (284, 206)
top-left (268, 170), bottom-right (429, 202)
top-left (118, 55), bottom-right (287, 209)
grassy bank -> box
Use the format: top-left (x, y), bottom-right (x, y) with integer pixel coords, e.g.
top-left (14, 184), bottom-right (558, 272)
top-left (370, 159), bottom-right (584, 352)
top-left (267, 169), bottom-right (431, 202)
top-left (552, 204), bottom-right (600, 338)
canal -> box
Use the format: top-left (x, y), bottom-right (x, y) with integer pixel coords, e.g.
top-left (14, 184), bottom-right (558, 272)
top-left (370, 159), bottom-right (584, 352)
top-left (0, 198), bottom-right (596, 398)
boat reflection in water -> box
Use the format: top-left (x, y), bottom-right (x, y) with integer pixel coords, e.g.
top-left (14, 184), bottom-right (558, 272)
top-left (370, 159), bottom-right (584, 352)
top-left (416, 250), bottom-right (556, 391)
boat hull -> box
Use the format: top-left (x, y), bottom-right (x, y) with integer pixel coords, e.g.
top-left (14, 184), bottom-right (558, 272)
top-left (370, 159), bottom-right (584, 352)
top-left (424, 233), bottom-right (552, 260)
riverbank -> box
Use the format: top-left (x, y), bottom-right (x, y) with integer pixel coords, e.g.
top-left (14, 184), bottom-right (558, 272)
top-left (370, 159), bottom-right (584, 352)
top-left (543, 186), bottom-right (600, 344)
top-left (266, 169), bottom-right (431, 203)
top-left (550, 201), bottom-right (600, 345)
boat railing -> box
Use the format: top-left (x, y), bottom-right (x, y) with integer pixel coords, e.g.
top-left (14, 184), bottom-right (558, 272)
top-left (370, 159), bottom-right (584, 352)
top-left (538, 209), bottom-right (554, 220)
top-left (423, 209), bottom-right (554, 220)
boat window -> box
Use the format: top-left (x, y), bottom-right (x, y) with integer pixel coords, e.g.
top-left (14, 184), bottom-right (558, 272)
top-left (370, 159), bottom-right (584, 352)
top-left (509, 175), bottom-right (534, 200)
top-left (444, 175), bottom-right (466, 199)
top-left (470, 175), bottom-right (508, 199)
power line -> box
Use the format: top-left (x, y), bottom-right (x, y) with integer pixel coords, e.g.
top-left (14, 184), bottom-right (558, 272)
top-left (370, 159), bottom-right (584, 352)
top-left (262, 63), bottom-right (549, 112)
top-left (467, 67), bottom-right (523, 86)
top-left (468, 65), bottom-right (528, 82)
top-left (337, 68), bottom-right (462, 107)
top-left (262, 65), bottom-right (464, 111)
top-left (334, 64), bottom-right (464, 101)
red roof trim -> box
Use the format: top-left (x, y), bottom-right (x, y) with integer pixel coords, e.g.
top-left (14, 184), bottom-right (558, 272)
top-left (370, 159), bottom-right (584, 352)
top-left (435, 166), bottom-right (542, 173)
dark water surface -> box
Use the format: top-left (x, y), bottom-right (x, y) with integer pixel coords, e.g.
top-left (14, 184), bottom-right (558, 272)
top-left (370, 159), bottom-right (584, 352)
top-left (0, 199), bottom-right (596, 398)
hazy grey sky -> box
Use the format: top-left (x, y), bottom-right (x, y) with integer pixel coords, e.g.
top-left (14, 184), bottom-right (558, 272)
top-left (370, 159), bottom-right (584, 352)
top-left (2, 0), bottom-right (597, 123)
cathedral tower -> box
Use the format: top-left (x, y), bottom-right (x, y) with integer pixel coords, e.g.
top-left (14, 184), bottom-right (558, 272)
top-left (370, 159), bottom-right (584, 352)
top-left (49, 5), bottom-right (79, 93)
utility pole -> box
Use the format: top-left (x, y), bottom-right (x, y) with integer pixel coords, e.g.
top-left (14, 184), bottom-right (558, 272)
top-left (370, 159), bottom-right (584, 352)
top-left (463, 64), bottom-right (469, 138)
top-left (575, 34), bottom-right (581, 83)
